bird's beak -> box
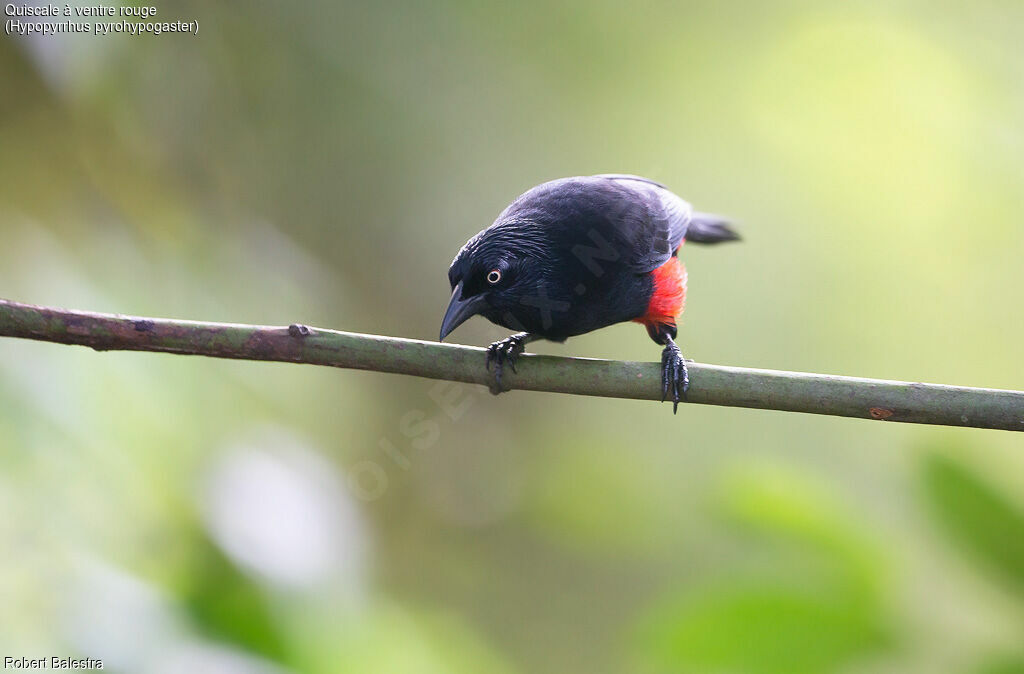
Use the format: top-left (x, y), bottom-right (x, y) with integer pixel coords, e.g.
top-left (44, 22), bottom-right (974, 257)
top-left (439, 282), bottom-right (487, 341)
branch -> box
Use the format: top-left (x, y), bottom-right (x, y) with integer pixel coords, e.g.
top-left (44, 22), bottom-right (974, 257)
top-left (0, 298), bottom-right (1021, 431)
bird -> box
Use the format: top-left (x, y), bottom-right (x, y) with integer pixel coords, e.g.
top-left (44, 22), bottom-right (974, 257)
top-left (438, 174), bottom-right (739, 412)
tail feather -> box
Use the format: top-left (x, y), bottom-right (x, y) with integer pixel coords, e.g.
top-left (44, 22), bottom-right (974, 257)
top-left (686, 212), bottom-right (740, 244)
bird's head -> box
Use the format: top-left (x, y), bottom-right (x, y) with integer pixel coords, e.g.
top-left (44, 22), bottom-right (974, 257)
top-left (439, 223), bottom-right (552, 341)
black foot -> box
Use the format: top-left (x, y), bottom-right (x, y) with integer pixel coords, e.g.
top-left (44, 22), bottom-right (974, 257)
top-left (486, 332), bottom-right (531, 394)
top-left (661, 340), bottom-right (689, 413)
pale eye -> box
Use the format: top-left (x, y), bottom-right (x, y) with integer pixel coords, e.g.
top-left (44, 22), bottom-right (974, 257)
top-left (486, 269), bottom-right (502, 285)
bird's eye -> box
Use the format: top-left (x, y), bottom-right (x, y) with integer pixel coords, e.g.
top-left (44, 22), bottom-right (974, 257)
top-left (486, 269), bottom-right (502, 285)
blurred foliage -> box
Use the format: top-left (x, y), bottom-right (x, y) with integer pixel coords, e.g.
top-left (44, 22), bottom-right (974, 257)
top-left (182, 537), bottom-right (290, 664)
top-left (1, 1), bottom-right (1023, 673)
top-left (637, 466), bottom-right (892, 674)
top-left (975, 657), bottom-right (1024, 674)
top-left (923, 453), bottom-right (1024, 596)
top-left (922, 451), bottom-right (1024, 674)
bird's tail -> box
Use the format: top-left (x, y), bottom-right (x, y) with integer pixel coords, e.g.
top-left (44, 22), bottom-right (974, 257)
top-left (686, 213), bottom-right (740, 244)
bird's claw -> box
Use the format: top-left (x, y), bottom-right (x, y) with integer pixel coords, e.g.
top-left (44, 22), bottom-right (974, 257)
top-left (661, 342), bottom-right (689, 414)
top-left (486, 334), bottom-right (528, 393)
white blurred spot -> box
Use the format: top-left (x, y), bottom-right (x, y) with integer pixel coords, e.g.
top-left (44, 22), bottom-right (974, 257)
top-left (63, 560), bottom-right (294, 674)
top-left (201, 431), bottom-right (367, 594)
top-left (9, 1), bottom-right (124, 97)
top-left (62, 561), bottom-right (182, 671)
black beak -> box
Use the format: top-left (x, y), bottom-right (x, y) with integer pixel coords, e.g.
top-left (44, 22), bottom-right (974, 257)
top-left (439, 281), bottom-right (487, 341)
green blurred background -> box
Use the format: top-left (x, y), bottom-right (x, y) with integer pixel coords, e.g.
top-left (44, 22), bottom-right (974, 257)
top-left (2, 1), bottom-right (1023, 672)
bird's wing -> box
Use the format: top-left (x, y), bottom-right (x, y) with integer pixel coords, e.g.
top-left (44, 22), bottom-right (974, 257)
top-left (592, 175), bottom-right (692, 274)
top-left (497, 175), bottom-right (693, 275)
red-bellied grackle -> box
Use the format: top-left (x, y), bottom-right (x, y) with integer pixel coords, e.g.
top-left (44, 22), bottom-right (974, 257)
top-left (440, 174), bottom-right (739, 412)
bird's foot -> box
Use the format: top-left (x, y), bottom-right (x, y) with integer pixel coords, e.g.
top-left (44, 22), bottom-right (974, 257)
top-left (486, 332), bottom-right (531, 394)
top-left (661, 340), bottom-right (689, 413)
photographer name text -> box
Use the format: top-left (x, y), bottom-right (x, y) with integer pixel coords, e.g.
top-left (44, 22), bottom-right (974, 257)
top-left (4, 656), bottom-right (103, 670)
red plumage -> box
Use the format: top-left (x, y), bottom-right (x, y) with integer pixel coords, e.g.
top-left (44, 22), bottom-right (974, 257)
top-left (635, 247), bottom-right (687, 332)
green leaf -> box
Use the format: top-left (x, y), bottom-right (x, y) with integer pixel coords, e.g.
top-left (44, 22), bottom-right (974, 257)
top-left (638, 584), bottom-right (888, 674)
top-left (922, 454), bottom-right (1024, 593)
top-left (635, 464), bottom-right (893, 674)
top-left (720, 464), bottom-right (884, 595)
top-left (182, 539), bottom-right (290, 663)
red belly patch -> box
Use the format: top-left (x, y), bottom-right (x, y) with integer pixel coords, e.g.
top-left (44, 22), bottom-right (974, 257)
top-left (635, 255), bottom-right (687, 328)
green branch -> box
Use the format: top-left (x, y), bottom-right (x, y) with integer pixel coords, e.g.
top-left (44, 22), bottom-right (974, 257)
top-left (0, 298), bottom-right (1021, 431)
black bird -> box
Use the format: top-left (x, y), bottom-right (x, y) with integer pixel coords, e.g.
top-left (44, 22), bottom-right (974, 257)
top-left (439, 174), bottom-right (739, 412)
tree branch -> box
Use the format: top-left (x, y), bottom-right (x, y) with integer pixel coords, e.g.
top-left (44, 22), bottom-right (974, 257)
top-left (0, 298), bottom-right (1021, 431)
